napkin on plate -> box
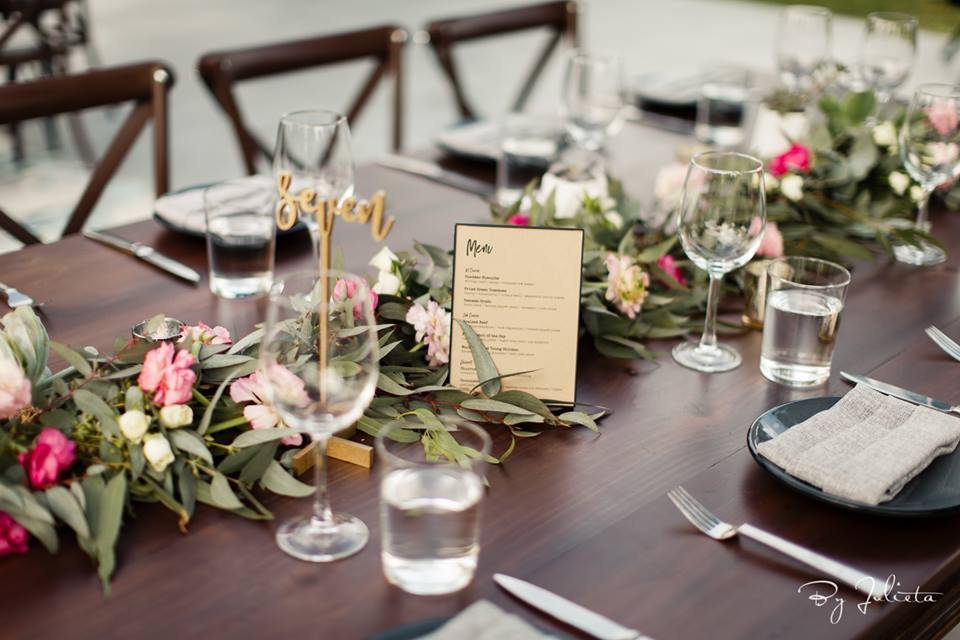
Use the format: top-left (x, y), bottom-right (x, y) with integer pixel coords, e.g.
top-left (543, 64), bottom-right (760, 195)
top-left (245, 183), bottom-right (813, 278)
top-left (757, 384), bottom-right (960, 505)
top-left (154, 175), bottom-right (273, 235)
top-left (421, 600), bottom-right (548, 640)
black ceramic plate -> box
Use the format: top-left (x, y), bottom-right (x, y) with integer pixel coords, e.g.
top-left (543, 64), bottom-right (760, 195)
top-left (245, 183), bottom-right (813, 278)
top-left (748, 396), bottom-right (960, 517)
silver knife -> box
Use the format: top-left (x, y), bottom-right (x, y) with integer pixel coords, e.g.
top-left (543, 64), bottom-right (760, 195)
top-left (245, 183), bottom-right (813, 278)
top-left (494, 573), bottom-right (653, 640)
top-left (841, 371), bottom-right (958, 414)
top-left (83, 230), bottom-right (201, 284)
top-left (376, 154), bottom-right (495, 198)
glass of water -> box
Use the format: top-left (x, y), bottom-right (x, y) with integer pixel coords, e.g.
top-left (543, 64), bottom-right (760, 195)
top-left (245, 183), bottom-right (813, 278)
top-left (203, 178), bottom-right (276, 298)
top-left (761, 256), bottom-right (851, 387)
top-left (561, 51), bottom-right (623, 152)
top-left (776, 5), bottom-right (833, 91)
top-left (695, 67), bottom-right (751, 148)
top-left (496, 113), bottom-right (560, 207)
top-left (858, 12), bottom-right (917, 117)
top-left (376, 419), bottom-right (491, 595)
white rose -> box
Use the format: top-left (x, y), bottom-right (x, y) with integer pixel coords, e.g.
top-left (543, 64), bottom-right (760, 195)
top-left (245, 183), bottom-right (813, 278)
top-left (604, 211), bottom-right (624, 229)
top-left (372, 269), bottom-right (401, 296)
top-left (159, 404), bottom-right (193, 429)
top-left (872, 121), bottom-right (898, 147)
top-left (539, 171), bottom-right (608, 219)
top-left (780, 174), bottom-right (804, 202)
top-left (368, 246), bottom-right (398, 273)
top-left (910, 185), bottom-right (926, 202)
top-left (143, 433), bottom-right (174, 473)
top-left (764, 172), bottom-right (779, 192)
top-left (119, 410), bottom-right (150, 443)
top-left (888, 171), bottom-right (910, 196)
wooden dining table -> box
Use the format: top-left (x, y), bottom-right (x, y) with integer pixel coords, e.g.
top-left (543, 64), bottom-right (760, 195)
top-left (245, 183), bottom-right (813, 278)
top-left (3, 121), bottom-right (960, 640)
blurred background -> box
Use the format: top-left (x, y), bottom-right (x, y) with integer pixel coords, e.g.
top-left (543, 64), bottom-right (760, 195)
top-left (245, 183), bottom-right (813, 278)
top-left (0, 0), bottom-right (958, 253)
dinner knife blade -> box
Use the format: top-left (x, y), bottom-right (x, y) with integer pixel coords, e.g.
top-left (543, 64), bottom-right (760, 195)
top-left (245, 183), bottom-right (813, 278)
top-left (83, 230), bottom-right (201, 284)
top-left (493, 573), bottom-right (651, 640)
top-left (840, 371), bottom-right (955, 413)
top-left (376, 154), bottom-right (494, 198)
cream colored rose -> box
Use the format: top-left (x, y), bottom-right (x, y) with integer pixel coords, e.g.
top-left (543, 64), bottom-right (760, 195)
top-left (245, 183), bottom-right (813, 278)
top-left (119, 410), bottom-right (150, 443)
top-left (910, 185), bottom-right (925, 202)
top-left (888, 171), bottom-right (910, 196)
top-left (539, 171), bottom-right (608, 219)
top-left (872, 121), bottom-right (897, 148)
top-left (780, 174), bottom-right (804, 202)
top-left (369, 246), bottom-right (398, 273)
top-left (159, 404), bottom-right (193, 429)
top-left (143, 433), bottom-right (174, 473)
top-left (372, 269), bottom-right (401, 296)
top-left (604, 211), bottom-right (624, 229)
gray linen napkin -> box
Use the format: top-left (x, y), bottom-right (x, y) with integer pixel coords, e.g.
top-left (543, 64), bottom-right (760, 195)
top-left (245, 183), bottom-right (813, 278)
top-left (422, 600), bottom-right (548, 640)
top-left (757, 385), bottom-right (960, 505)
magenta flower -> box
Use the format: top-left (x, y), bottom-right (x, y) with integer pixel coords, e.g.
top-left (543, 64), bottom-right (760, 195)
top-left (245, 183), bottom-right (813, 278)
top-left (506, 213), bottom-right (530, 226)
top-left (0, 512), bottom-right (28, 556)
top-left (332, 278), bottom-right (378, 321)
top-left (604, 254), bottom-right (650, 320)
top-left (17, 428), bottom-right (76, 490)
top-left (180, 322), bottom-right (232, 345)
top-left (229, 367), bottom-right (306, 446)
top-left (656, 254), bottom-right (687, 287)
top-left (769, 143), bottom-right (811, 177)
top-left (927, 98), bottom-right (959, 136)
top-left (138, 342), bottom-right (197, 406)
top-left (756, 221), bottom-right (785, 258)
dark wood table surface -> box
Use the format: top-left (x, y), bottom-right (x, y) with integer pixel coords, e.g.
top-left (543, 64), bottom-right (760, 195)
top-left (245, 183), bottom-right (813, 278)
top-left (3, 123), bottom-right (960, 640)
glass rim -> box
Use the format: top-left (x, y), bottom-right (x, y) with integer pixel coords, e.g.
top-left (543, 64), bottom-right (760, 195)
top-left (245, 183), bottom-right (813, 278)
top-left (375, 419), bottom-right (493, 470)
top-left (279, 109), bottom-right (347, 129)
top-left (912, 83), bottom-right (960, 100)
top-left (866, 11), bottom-right (918, 26)
top-left (782, 4), bottom-right (832, 18)
top-left (766, 255), bottom-right (852, 289)
top-left (690, 150), bottom-right (764, 175)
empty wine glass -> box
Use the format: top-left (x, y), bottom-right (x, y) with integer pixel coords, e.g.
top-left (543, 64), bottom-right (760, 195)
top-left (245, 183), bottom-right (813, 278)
top-left (776, 5), bottom-right (833, 91)
top-left (895, 84), bottom-right (960, 267)
top-left (858, 12), bottom-right (917, 117)
top-left (259, 270), bottom-right (379, 561)
top-left (673, 152), bottom-right (766, 372)
top-left (561, 51), bottom-right (623, 152)
top-left (273, 110), bottom-right (355, 259)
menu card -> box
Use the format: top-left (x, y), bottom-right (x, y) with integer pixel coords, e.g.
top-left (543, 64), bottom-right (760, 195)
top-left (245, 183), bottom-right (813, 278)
top-left (450, 224), bottom-right (584, 404)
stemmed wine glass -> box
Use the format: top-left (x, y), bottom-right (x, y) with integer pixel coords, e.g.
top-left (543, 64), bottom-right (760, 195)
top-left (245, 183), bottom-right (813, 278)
top-left (273, 110), bottom-right (355, 259)
top-left (259, 270), bottom-right (379, 561)
top-left (895, 84), bottom-right (960, 267)
top-left (561, 51), bottom-right (623, 152)
top-left (673, 152), bottom-right (766, 373)
top-left (858, 12), bottom-right (917, 117)
top-left (776, 5), bottom-right (832, 92)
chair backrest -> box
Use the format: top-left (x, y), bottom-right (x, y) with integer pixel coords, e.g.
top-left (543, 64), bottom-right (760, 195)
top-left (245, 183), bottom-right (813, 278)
top-left (197, 24), bottom-right (407, 176)
top-left (425, 0), bottom-right (578, 121)
top-left (0, 60), bottom-right (173, 245)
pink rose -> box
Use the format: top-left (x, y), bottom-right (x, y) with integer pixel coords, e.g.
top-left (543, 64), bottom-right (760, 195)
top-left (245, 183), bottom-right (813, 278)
top-left (656, 254), bottom-right (687, 287)
top-left (927, 98), bottom-right (959, 137)
top-left (138, 342), bottom-right (197, 406)
top-left (769, 143), bottom-right (811, 178)
top-left (756, 221), bottom-right (785, 258)
top-left (332, 278), bottom-right (378, 321)
top-left (0, 354), bottom-right (31, 420)
top-left (0, 512), bottom-right (28, 556)
top-left (180, 322), bottom-right (232, 345)
top-left (506, 213), bottom-right (530, 226)
top-left (17, 427), bottom-right (76, 489)
top-left (229, 367), bottom-right (305, 446)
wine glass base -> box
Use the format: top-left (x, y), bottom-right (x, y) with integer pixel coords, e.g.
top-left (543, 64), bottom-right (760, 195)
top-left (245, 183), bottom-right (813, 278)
top-left (672, 342), bottom-right (742, 373)
top-left (893, 241), bottom-right (946, 267)
top-left (276, 512), bottom-right (369, 563)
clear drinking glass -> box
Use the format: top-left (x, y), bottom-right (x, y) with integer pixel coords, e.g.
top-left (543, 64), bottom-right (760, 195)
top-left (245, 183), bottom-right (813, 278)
top-left (695, 66), bottom-right (752, 148)
top-left (895, 84), bottom-right (960, 267)
top-left (858, 12), bottom-right (917, 116)
top-left (760, 256), bottom-right (851, 387)
top-left (561, 51), bottom-right (623, 152)
top-left (203, 178), bottom-right (276, 299)
top-left (376, 419), bottom-right (491, 595)
top-left (259, 270), bottom-right (379, 562)
top-left (776, 5), bottom-right (833, 91)
top-left (673, 151), bottom-right (766, 373)
top-left (272, 110), bottom-right (355, 259)
top-left (495, 113), bottom-right (560, 207)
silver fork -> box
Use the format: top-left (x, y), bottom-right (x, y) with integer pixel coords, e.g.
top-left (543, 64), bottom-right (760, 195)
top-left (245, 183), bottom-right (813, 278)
top-left (926, 326), bottom-right (960, 363)
top-left (0, 281), bottom-right (37, 309)
top-left (667, 486), bottom-right (884, 600)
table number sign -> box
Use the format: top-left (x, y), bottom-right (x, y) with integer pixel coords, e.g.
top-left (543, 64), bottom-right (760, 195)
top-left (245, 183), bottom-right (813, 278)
top-left (450, 223), bottom-right (584, 404)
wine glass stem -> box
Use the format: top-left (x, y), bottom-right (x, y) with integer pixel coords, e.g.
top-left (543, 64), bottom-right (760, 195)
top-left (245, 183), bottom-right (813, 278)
top-left (311, 434), bottom-right (333, 529)
top-left (699, 273), bottom-right (722, 353)
top-left (915, 186), bottom-right (933, 231)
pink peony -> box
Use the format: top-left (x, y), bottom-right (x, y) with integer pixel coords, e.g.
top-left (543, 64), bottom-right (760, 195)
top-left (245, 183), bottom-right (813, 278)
top-left (180, 322), bottom-right (231, 345)
top-left (332, 278), bottom-right (378, 322)
top-left (0, 354), bottom-right (31, 420)
top-left (0, 512), bottom-right (28, 556)
top-left (756, 221), bottom-right (785, 258)
top-left (927, 98), bottom-right (960, 137)
top-left (229, 367), bottom-right (305, 446)
top-left (138, 342), bottom-right (197, 406)
top-left (769, 143), bottom-right (811, 178)
top-left (17, 427), bottom-right (76, 490)
top-left (656, 254), bottom-right (687, 287)
top-left (604, 254), bottom-right (650, 320)
top-left (506, 213), bottom-right (530, 226)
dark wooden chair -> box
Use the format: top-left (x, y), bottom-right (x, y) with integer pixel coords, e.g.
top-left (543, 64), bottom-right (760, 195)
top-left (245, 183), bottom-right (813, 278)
top-left (0, 60), bottom-right (174, 245)
top-left (197, 24), bottom-right (407, 176)
top-left (424, 0), bottom-right (579, 121)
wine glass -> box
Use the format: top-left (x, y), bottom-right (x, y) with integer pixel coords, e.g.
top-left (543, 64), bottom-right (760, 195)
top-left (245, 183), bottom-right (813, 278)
top-left (895, 84), bottom-right (960, 267)
top-left (561, 51), bottom-right (623, 152)
top-left (858, 12), bottom-right (917, 117)
top-left (272, 110), bottom-right (355, 259)
top-left (776, 5), bottom-right (832, 91)
top-left (673, 152), bottom-right (766, 373)
top-left (259, 269), bottom-right (379, 561)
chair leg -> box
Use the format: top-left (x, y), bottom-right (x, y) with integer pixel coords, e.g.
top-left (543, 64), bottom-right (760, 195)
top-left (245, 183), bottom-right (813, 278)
top-left (38, 57), bottom-right (61, 151)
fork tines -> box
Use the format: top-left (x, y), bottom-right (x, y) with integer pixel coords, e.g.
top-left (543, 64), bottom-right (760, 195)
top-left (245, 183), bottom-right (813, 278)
top-left (926, 326), bottom-right (960, 363)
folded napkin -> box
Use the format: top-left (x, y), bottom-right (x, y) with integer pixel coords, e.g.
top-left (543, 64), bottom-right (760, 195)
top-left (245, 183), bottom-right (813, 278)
top-left (154, 175), bottom-right (273, 235)
top-left (421, 600), bottom-right (548, 640)
top-left (757, 385), bottom-right (960, 505)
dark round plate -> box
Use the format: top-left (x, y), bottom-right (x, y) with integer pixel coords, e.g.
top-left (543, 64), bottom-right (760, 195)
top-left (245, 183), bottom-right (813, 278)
top-left (748, 396), bottom-right (960, 517)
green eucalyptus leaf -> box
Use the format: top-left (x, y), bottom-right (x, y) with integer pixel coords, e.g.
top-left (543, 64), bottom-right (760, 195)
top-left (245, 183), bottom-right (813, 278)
top-left (456, 320), bottom-right (500, 396)
top-left (209, 472), bottom-right (244, 510)
top-left (49, 341), bottom-right (92, 378)
top-left (169, 430), bottom-right (214, 465)
top-left (461, 399), bottom-right (534, 415)
top-left (559, 411), bottom-right (600, 432)
top-left (261, 461), bottom-right (315, 497)
top-left (73, 389), bottom-right (120, 437)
